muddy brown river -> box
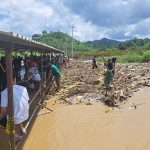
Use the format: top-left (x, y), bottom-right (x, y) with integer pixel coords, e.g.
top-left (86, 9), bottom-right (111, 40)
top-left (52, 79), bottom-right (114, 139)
top-left (22, 87), bottom-right (150, 150)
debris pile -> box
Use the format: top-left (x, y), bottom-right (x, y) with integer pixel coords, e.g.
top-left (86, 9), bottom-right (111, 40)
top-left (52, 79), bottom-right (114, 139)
top-left (59, 61), bottom-right (150, 107)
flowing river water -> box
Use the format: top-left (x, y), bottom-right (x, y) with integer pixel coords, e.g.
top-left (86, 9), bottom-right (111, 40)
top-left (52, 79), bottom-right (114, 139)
top-left (22, 87), bottom-right (150, 150)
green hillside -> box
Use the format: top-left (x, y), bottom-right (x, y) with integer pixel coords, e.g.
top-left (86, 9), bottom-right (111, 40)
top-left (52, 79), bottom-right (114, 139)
top-left (32, 31), bottom-right (92, 52)
top-left (31, 31), bottom-right (150, 62)
top-left (32, 31), bottom-right (150, 52)
top-left (118, 38), bottom-right (150, 50)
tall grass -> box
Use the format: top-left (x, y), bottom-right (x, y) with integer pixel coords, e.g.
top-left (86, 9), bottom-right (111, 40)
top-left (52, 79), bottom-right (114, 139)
top-left (77, 49), bottom-right (130, 57)
top-left (76, 49), bottom-right (150, 63)
top-left (143, 50), bottom-right (150, 62)
top-left (117, 55), bottom-right (144, 63)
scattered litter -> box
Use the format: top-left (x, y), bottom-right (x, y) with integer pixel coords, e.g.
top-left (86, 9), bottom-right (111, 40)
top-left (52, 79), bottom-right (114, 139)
top-left (38, 111), bottom-right (51, 116)
top-left (128, 102), bottom-right (145, 110)
top-left (105, 107), bottom-right (113, 113)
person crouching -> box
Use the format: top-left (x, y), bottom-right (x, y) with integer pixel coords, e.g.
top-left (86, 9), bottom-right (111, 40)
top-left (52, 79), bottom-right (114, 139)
top-left (47, 63), bottom-right (61, 91)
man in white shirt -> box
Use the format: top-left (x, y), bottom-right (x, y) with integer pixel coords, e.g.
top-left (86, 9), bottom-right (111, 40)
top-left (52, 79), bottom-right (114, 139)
top-left (0, 73), bottom-right (29, 137)
top-left (29, 61), bottom-right (41, 90)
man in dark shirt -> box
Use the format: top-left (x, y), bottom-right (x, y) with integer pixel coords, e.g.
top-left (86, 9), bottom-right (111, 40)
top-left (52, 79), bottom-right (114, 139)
top-left (112, 57), bottom-right (117, 65)
top-left (92, 56), bottom-right (98, 69)
top-left (112, 57), bottom-right (116, 76)
top-left (112, 57), bottom-right (117, 68)
top-left (0, 57), bottom-right (7, 91)
top-left (107, 59), bottom-right (113, 70)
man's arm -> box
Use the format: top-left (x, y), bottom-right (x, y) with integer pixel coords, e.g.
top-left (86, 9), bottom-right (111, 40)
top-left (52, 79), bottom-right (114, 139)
top-left (0, 63), bottom-right (5, 72)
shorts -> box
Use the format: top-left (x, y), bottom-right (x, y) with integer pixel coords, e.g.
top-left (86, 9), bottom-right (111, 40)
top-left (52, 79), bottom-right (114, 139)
top-left (34, 80), bottom-right (41, 89)
top-left (55, 75), bottom-right (61, 83)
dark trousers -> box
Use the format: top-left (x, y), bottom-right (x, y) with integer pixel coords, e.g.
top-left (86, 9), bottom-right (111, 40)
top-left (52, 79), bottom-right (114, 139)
top-left (0, 74), bottom-right (7, 91)
top-left (92, 64), bottom-right (98, 69)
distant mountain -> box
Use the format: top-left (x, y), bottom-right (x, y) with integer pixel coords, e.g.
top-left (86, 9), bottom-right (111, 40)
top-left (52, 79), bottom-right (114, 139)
top-left (85, 38), bottom-right (121, 49)
top-left (32, 31), bottom-right (150, 51)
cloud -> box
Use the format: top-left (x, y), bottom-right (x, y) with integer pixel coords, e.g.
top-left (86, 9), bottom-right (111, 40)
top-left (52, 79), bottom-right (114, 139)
top-left (63, 0), bottom-right (150, 26)
top-left (0, 0), bottom-right (150, 41)
top-left (0, 0), bottom-right (104, 41)
top-left (0, 0), bottom-right (54, 34)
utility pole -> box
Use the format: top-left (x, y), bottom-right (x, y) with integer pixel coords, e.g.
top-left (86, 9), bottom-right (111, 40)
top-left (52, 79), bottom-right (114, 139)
top-left (64, 37), bottom-right (68, 56)
top-left (66, 41), bottom-right (67, 56)
top-left (63, 42), bottom-right (67, 55)
top-left (70, 25), bottom-right (76, 59)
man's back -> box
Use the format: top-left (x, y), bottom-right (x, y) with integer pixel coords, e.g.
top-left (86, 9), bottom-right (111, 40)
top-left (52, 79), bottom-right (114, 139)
top-left (51, 64), bottom-right (61, 76)
top-left (1, 85), bottom-right (29, 124)
top-left (107, 62), bottom-right (113, 70)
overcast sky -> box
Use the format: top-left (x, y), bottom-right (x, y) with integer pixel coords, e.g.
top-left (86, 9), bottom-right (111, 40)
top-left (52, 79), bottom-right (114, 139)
top-left (0, 0), bottom-right (150, 41)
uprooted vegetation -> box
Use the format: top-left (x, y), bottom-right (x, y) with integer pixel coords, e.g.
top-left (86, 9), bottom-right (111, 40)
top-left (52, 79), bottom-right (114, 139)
top-left (57, 61), bottom-right (150, 107)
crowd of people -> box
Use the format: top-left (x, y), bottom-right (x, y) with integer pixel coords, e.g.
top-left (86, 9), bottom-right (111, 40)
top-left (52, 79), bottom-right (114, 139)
top-left (0, 53), bottom-right (116, 144)
top-left (0, 54), bottom-right (64, 143)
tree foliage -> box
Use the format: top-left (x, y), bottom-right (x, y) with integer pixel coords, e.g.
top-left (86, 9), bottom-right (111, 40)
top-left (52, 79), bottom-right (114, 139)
top-left (32, 31), bottom-right (150, 54)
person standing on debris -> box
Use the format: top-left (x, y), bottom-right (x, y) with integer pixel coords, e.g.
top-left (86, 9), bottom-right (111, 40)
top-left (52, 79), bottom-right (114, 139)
top-left (92, 56), bottom-right (98, 69)
top-left (112, 57), bottom-right (116, 75)
top-left (104, 59), bottom-right (114, 89)
top-left (62, 56), bottom-right (67, 68)
top-left (107, 59), bottom-right (114, 71)
top-left (47, 63), bottom-right (61, 91)
top-left (0, 72), bottom-right (29, 141)
top-left (112, 57), bottom-right (116, 68)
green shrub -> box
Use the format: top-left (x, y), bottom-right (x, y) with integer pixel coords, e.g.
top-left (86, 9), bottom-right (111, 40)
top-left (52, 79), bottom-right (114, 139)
top-left (127, 55), bottom-right (143, 62)
top-left (143, 50), bottom-right (150, 62)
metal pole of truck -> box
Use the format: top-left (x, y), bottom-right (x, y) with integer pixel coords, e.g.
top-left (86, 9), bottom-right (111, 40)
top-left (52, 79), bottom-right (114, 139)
top-left (6, 42), bottom-right (16, 150)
